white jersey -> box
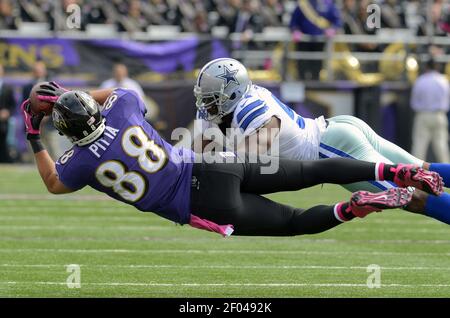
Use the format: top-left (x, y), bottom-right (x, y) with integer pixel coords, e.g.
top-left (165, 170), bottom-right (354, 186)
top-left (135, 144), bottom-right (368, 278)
top-left (195, 85), bottom-right (326, 160)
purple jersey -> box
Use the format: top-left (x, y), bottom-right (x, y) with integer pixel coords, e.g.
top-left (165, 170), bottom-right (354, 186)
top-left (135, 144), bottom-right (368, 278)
top-left (55, 88), bottom-right (194, 224)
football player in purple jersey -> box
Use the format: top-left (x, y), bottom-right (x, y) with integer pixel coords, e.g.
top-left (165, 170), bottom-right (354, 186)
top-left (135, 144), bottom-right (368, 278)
top-left (20, 82), bottom-right (443, 237)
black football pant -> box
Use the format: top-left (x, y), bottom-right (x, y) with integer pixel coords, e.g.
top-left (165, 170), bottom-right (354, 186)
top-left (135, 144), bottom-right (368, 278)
top-left (190, 158), bottom-right (380, 236)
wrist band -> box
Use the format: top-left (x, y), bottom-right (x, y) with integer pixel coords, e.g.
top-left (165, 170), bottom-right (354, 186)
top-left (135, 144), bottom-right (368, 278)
top-left (28, 137), bottom-right (45, 154)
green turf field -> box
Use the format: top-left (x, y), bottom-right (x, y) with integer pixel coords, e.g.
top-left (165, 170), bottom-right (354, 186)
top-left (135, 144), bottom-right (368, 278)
top-left (0, 164), bottom-right (449, 297)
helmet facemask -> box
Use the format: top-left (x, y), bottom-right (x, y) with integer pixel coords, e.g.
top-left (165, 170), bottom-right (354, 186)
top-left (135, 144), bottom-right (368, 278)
top-left (194, 83), bottom-right (231, 124)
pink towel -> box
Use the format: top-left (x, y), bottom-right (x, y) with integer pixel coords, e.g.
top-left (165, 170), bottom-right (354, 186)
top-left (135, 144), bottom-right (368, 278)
top-left (189, 214), bottom-right (234, 237)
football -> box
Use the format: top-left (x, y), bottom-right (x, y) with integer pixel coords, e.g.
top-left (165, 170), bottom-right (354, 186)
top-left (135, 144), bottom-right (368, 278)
top-left (29, 81), bottom-right (54, 116)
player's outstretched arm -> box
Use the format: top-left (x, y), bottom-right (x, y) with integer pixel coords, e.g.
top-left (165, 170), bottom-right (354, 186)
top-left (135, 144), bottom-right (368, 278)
top-left (33, 149), bottom-right (74, 194)
top-left (21, 100), bottom-right (74, 195)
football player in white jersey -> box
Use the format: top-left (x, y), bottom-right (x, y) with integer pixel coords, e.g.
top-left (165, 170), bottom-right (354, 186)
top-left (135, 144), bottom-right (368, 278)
top-left (193, 58), bottom-right (450, 226)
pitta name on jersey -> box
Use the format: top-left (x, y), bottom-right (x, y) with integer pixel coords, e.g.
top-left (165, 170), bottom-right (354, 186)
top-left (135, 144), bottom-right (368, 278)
top-left (88, 125), bottom-right (120, 158)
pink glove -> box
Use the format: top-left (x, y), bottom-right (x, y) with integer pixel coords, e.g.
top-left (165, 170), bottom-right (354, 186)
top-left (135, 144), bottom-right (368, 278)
top-left (36, 81), bottom-right (69, 104)
top-left (21, 99), bottom-right (44, 139)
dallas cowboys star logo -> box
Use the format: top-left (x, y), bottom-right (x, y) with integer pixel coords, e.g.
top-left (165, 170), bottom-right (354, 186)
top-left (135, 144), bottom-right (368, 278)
top-left (216, 66), bottom-right (239, 87)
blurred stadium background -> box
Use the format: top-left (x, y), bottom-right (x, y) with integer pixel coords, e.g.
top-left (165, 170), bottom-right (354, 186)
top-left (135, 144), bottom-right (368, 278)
top-left (1, 0), bottom-right (450, 297)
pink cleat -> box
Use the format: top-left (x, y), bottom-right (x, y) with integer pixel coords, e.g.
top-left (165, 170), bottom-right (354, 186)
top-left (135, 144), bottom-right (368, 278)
top-left (391, 164), bottom-right (443, 196)
top-left (349, 188), bottom-right (413, 218)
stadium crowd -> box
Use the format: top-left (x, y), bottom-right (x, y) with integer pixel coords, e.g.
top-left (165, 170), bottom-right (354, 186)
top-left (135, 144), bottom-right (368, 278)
top-left (0, 0), bottom-right (448, 36)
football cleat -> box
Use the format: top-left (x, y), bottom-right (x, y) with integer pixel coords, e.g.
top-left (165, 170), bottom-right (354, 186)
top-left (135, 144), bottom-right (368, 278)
top-left (349, 188), bottom-right (413, 218)
top-left (391, 164), bottom-right (444, 196)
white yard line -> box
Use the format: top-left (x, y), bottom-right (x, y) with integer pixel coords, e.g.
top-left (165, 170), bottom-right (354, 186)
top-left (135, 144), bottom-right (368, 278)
top-left (1, 281), bottom-right (450, 288)
top-left (0, 194), bottom-right (111, 201)
top-left (0, 248), bottom-right (449, 257)
top-left (1, 264), bottom-right (450, 271)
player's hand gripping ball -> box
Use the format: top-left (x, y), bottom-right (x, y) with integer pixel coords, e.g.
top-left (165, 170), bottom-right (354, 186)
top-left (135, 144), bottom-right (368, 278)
top-left (29, 81), bottom-right (68, 116)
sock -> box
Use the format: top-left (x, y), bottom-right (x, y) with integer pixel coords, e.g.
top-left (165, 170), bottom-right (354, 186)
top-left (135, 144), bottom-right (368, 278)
top-left (375, 162), bottom-right (396, 181)
top-left (333, 202), bottom-right (355, 222)
top-left (425, 193), bottom-right (450, 225)
top-left (429, 163), bottom-right (450, 186)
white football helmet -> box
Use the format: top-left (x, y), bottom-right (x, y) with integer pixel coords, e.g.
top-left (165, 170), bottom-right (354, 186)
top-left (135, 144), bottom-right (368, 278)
top-left (194, 58), bottom-right (251, 123)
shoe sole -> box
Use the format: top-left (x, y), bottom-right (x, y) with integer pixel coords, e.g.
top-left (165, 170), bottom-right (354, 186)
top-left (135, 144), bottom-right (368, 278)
top-left (413, 168), bottom-right (444, 196)
top-left (352, 188), bottom-right (412, 210)
top-left (396, 165), bottom-right (443, 196)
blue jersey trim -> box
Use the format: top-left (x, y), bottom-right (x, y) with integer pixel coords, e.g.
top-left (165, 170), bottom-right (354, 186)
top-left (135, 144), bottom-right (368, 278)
top-left (237, 99), bottom-right (264, 124)
top-left (296, 116), bottom-right (305, 129)
top-left (271, 94), bottom-right (294, 120)
top-left (320, 142), bottom-right (352, 158)
top-left (240, 105), bottom-right (269, 131)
